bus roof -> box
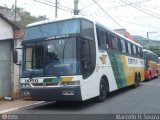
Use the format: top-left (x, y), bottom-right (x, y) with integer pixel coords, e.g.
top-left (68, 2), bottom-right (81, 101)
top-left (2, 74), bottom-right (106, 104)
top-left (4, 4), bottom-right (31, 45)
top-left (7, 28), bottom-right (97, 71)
top-left (143, 49), bottom-right (158, 57)
top-left (26, 15), bottom-right (91, 27)
top-left (26, 15), bottom-right (141, 47)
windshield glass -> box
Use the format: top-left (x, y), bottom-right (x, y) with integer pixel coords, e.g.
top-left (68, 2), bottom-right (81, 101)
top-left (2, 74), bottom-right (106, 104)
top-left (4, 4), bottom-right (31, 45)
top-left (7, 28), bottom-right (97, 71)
top-left (22, 38), bottom-right (80, 77)
top-left (24, 19), bottom-right (80, 40)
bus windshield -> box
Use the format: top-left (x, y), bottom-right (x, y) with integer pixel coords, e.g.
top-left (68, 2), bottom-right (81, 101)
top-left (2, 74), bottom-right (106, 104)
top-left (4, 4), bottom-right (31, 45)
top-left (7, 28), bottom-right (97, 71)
top-left (24, 19), bottom-right (80, 41)
top-left (22, 38), bottom-right (81, 77)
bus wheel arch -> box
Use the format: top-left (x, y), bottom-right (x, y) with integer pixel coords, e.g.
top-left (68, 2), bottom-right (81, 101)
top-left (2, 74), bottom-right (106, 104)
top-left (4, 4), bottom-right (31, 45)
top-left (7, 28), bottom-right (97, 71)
top-left (96, 75), bottom-right (109, 102)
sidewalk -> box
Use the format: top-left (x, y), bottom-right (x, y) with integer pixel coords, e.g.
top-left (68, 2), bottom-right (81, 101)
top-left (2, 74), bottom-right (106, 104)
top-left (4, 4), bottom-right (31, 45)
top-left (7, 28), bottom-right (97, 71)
top-left (0, 99), bottom-right (45, 114)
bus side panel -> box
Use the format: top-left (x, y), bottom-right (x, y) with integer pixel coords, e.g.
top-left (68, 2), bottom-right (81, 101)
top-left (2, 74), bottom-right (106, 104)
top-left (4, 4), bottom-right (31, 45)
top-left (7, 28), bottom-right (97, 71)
top-left (98, 51), bottom-right (118, 92)
top-left (107, 51), bottom-right (144, 88)
top-left (80, 51), bottom-right (119, 100)
top-left (150, 61), bottom-right (158, 78)
top-left (119, 55), bottom-right (134, 86)
top-left (120, 55), bottom-right (145, 85)
top-left (107, 51), bottom-right (127, 89)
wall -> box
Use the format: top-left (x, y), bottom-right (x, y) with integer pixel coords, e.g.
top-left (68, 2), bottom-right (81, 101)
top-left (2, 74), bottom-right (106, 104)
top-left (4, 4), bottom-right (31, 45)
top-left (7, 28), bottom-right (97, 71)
top-left (0, 17), bottom-right (21, 99)
top-left (12, 39), bottom-right (22, 99)
top-left (0, 17), bottom-right (13, 40)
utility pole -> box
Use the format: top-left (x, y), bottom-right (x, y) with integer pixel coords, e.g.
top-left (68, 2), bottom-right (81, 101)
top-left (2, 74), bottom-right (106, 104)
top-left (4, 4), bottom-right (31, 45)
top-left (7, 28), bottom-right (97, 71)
top-left (55, 0), bottom-right (58, 18)
top-left (147, 31), bottom-right (157, 49)
top-left (15, 0), bottom-right (17, 22)
top-left (74, 0), bottom-right (79, 15)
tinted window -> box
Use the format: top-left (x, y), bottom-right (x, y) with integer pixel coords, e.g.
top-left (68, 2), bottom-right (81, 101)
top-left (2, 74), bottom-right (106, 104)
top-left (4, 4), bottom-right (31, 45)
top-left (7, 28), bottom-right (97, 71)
top-left (128, 43), bottom-right (132, 55)
top-left (106, 32), bottom-right (109, 49)
top-left (111, 35), bottom-right (118, 50)
top-left (120, 38), bottom-right (126, 53)
top-left (96, 27), bottom-right (109, 49)
top-left (81, 19), bottom-right (94, 40)
top-left (108, 34), bottom-right (112, 49)
top-left (140, 48), bottom-right (143, 58)
top-left (138, 47), bottom-right (141, 57)
top-left (133, 45), bottom-right (137, 55)
top-left (23, 38), bottom-right (79, 77)
top-left (125, 41), bottom-right (128, 54)
top-left (82, 40), bottom-right (92, 78)
top-left (24, 19), bottom-right (80, 40)
top-left (99, 30), bottom-right (107, 48)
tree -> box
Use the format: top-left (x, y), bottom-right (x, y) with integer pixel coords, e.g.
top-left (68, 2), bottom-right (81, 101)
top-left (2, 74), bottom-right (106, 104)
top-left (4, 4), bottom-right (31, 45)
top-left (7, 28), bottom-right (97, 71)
top-left (0, 6), bottom-right (47, 29)
top-left (149, 46), bottom-right (160, 57)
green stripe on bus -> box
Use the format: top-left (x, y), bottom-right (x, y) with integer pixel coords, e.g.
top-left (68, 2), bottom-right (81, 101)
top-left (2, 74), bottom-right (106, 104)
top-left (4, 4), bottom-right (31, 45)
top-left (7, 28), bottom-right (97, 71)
top-left (108, 51), bottom-right (127, 88)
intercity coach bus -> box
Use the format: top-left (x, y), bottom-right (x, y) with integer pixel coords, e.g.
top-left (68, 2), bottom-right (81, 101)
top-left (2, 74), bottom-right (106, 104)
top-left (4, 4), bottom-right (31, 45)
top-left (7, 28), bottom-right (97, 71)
top-left (143, 49), bottom-right (158, 80)
top-left (19, 16), bottom-right (144, 102)
top-left (158, 57), bottom-right (160, 76)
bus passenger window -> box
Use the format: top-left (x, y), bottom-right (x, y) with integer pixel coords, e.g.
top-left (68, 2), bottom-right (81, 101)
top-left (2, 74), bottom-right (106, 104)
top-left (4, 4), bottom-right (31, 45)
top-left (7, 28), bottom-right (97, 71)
top-left (106, 32), bottom-right (109, 49)
top-left (137, 47), bottom-right (140, 57)
top-left (111, 35), bottom-right (118, 50)
top-left (133, 45), bottom-right (137, 55)
top-left (99, 30), bottom-right (107, 49)
top-left (96, 27), bottom-right (107, 49)
top-left (140, 48), bottom-right (143, 58)
top-left (128, 43), bottom-right (132, 55)
top-left (108, 34), bottom-right (112, 49)
top-left (120, 39), bottom-right (126, 53)
top-left (125, 41), bottom-right (128, 54)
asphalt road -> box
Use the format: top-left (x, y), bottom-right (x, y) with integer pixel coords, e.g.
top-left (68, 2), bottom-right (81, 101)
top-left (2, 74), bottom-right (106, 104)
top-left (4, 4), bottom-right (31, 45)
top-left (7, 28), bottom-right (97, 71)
top-left (8, 77), bottom-right (160, 119)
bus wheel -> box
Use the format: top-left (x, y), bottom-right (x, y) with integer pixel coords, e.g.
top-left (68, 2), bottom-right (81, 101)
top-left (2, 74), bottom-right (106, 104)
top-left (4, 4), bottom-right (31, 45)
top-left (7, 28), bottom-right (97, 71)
top-left (137, 74), bottom-right (141, 86)
top-left (156, 71), bottom-right (159, 78)
top-left (96, 78), bottom-right (108, 102)
top-left (149, 71), bottom-right (152, 80)
top-left (134, 75), bottom-right (139, 88)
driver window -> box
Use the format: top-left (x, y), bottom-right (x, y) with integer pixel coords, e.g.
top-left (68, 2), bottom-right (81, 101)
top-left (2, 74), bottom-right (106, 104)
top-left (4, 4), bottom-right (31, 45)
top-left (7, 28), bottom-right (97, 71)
top-left (82, 40), bottom-right (91, 78)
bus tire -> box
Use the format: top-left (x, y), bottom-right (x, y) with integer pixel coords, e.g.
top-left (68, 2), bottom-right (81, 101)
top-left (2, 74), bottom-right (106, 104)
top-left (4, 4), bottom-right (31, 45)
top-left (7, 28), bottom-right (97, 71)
top-left (137, 74), bottom-right (141, 86)
top-left (156, 70), bottom-right (159, 78)
top-left (149, 71), bottom-right (152, 80)
top-left (133, 74), bottom-right (139, 88)
top-left (96, 77), bottom-right (108, 102)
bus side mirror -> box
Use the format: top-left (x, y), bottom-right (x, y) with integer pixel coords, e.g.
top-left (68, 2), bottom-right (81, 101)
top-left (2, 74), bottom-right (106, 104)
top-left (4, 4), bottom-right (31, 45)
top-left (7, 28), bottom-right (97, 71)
top-left (13, 49), bottom-right (22, 65)
top-left (13, 50), bottom-right (18, 64)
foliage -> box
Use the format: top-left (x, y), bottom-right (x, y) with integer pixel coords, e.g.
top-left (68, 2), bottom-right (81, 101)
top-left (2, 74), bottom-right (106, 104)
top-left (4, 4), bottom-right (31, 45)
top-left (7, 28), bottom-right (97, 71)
top-left (0, 6), bottom-right (47, 29)
top-left (15, 7), bottom-right (47, 29)
top-left (148, 46), bottom-right (160, 57)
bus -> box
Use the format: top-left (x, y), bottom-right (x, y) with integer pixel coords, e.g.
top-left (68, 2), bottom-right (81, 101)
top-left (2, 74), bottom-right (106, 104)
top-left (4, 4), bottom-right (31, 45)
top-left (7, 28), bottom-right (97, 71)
top-left (19, 16), bottom-right (144, 102)
top-left (143, 49), bottom-right (158, 80)
top-left (158, 57), bottom-right (160, 76)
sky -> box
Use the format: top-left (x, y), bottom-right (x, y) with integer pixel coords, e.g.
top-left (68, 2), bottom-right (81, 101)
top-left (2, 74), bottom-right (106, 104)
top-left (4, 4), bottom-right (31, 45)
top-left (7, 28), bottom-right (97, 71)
top-left (1, 0), bottom-right (160, 40)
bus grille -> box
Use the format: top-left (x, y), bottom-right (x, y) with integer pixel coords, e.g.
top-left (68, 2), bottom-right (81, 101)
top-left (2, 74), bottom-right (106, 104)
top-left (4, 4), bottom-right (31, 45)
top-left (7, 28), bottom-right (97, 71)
top-left (31, 82), bottom-right (59, 87)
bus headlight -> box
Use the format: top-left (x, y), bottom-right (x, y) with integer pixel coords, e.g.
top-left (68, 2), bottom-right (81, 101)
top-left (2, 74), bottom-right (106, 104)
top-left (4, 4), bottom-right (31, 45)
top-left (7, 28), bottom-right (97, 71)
top-left (21, 83), bottom-right (31, 88)
top-left (60, 81), bottom-right (80, 86)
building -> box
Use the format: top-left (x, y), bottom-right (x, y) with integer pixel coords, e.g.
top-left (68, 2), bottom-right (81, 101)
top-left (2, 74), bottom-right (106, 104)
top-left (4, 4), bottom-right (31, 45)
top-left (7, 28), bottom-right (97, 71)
top-left (114, 29), bottom-right (136, 42)
top-left (0, 13), bottom-right (23, 99)
top-left (114, 29), bottom-right (160, 49)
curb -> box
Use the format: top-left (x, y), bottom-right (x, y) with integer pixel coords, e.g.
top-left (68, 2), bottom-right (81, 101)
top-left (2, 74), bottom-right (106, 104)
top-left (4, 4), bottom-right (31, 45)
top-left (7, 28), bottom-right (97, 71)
top-left (0, 101), bottom-right (45, 114)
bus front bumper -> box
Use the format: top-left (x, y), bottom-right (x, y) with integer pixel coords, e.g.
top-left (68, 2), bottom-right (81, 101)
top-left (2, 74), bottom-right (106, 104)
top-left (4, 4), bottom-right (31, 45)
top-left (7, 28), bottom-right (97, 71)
top-left (21, 86), bottom-right (82, 101)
